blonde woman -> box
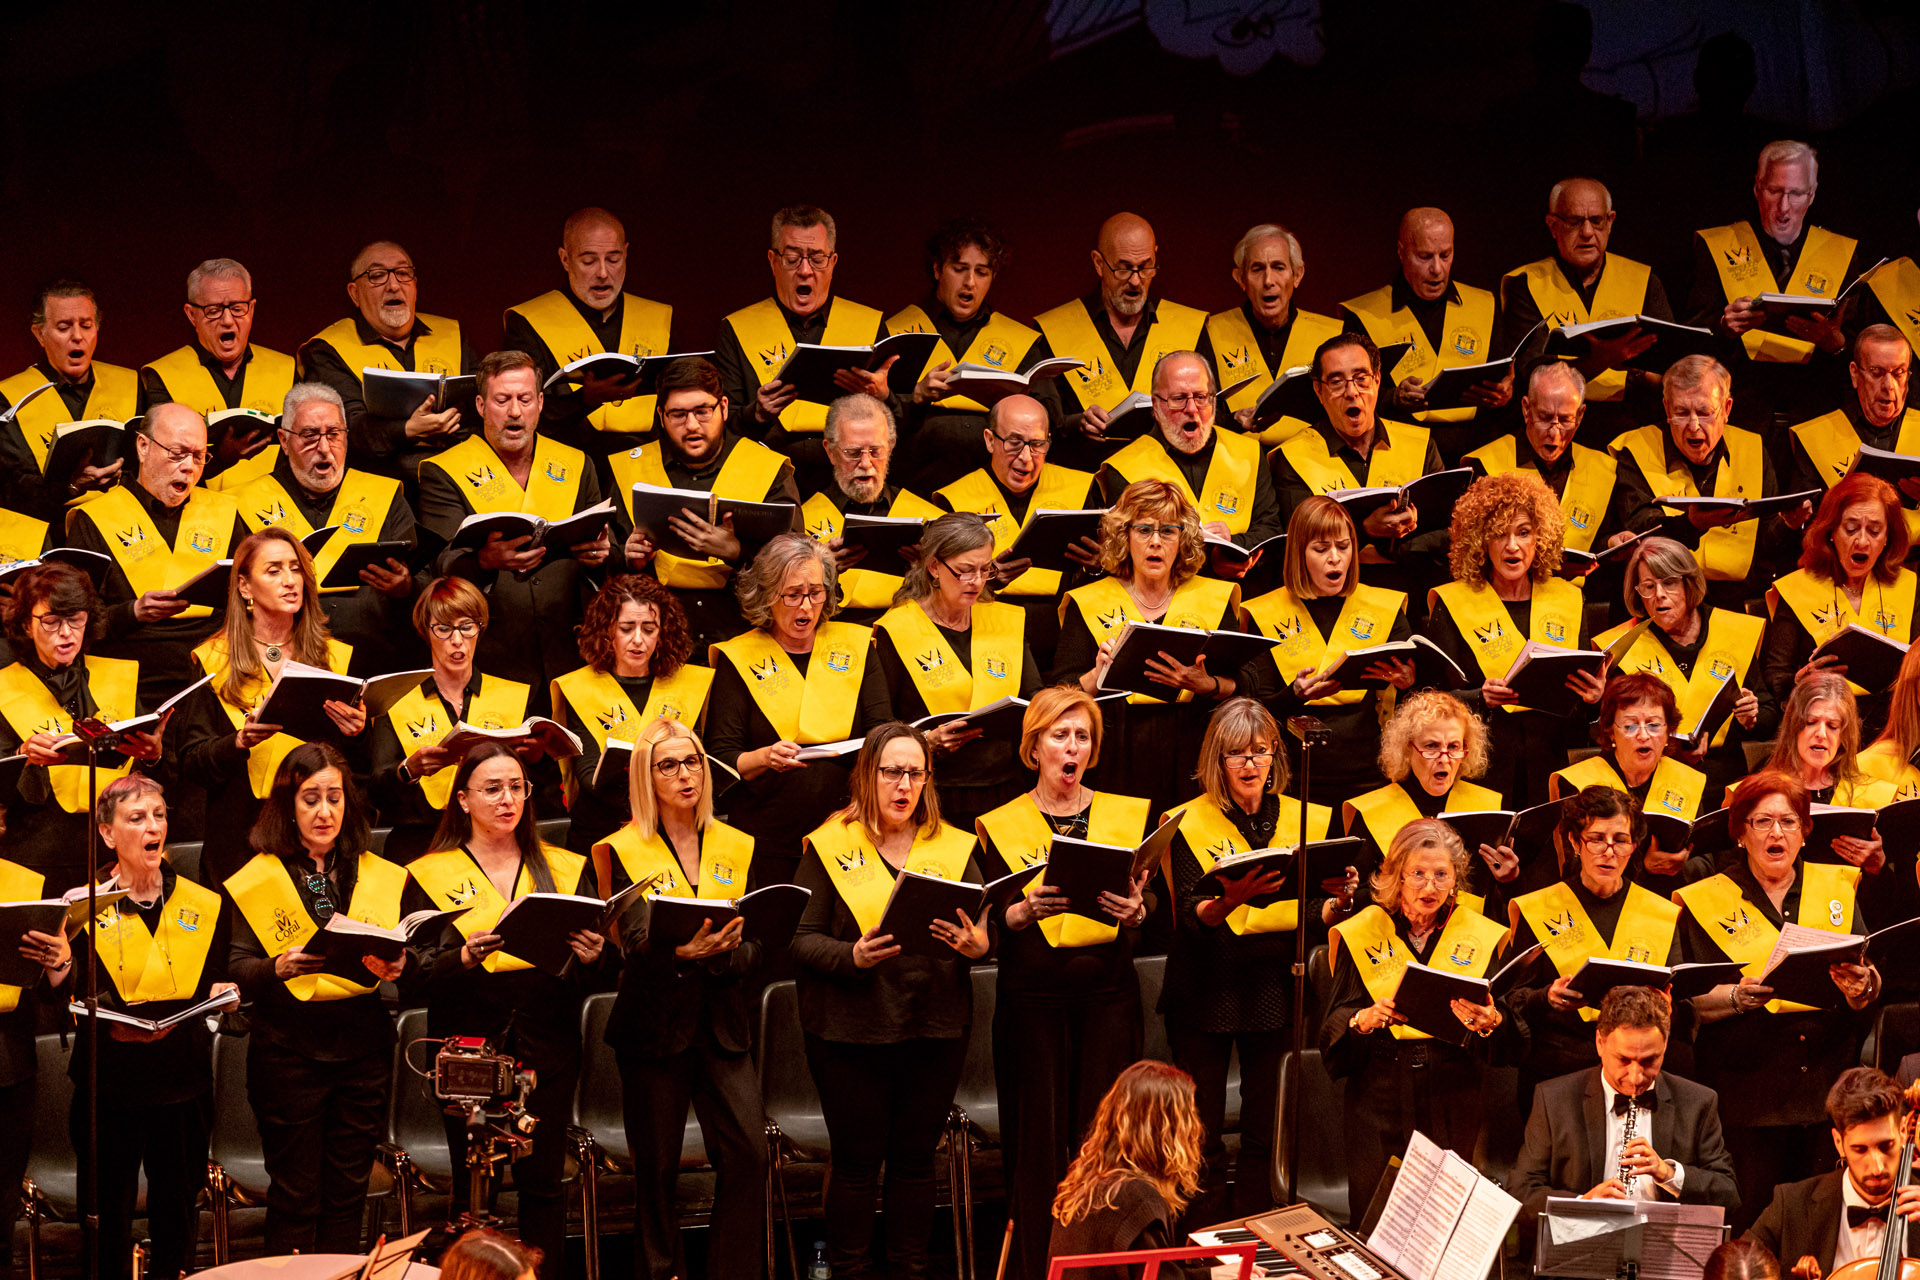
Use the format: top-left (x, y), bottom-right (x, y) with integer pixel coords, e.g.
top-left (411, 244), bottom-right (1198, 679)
top-left (1860, 643), bottom-right (1920, 801)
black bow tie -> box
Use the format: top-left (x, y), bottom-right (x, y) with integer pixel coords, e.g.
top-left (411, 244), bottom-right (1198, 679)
top-left (1612, 1090), bottom-right (1656, 1115)
top-left (1850, 1204), bottom-right (1890, 1230)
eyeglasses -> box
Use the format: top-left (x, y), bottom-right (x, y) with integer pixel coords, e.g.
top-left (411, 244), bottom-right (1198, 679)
top-left (1153, 392), bottom-right (1215, 410)
top-left (777, 586), bottom-right (829, 606)
top-left (1746, 815), bottom-right (1802, 834)
top-left (830, 444), bottom-right (887, 462)
top-left (1414, 744), bottom-right (1466, 760)
top-left (1859, 363), bottom-right (1911, 382)
top-left (137, 434), bottom-right (208, 467)
top-left (1581, 834), bottom-right (1638, 852)
top-left (1549, 213), bottom-right (1612, 231)
top-left (1222, 750), bottom-right (1274, 768)
top-left (467, 780), bottom-right (530, 800)
top-left (1096, 254), bottom-right (1157, 281)
top-left (1405, 871), bottom-right (1455, 887)
top-left (286, 427), bottom-right (348, 447)
top-left (776, 249), bottom-right (832, 270)
top-left (986, 428), bottom-right (1049, 456)
top-left (1531, 413), bottom-right (1580, 430)
top-left (663, 402), bottom-right (720, 427)
top-left (1127, 522), bottom-right (1183, 542)
top-left (1633, 576), bottom-right (1687, 599)
top-left (938, 558), bottom-right (992, 584)
top-left (352, 266), bottom-right (416, 286)
top-left (1668, 410), bottom-right (1719, 426)
top-left (429, 621), bottom-right (481, 639)
top-left (1316, 372), bottom-right (1378, 394)
top-left (31, 611), bottom-right (88, 636)
top-left (304, 871), bottom-right (336, 921)
top-left (1616, 720), bottom-right (1667, 738)
top-left (192, 300), bottom-right (254, 321)
top-left (878, 766), bottom-right (930, 784)
top-left (653, 754), bottom-right (706, 778)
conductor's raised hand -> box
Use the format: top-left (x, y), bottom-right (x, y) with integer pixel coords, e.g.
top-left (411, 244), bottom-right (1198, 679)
top-left (852, 925), bottom-right (901, 968)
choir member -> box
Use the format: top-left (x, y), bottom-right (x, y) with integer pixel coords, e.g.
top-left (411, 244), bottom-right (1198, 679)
top-left (801, 393), bottom-right (941, 624)
top-left (1323, 818), bottom-right (1514, 1226)
top-left (1760, 672), bottom-right (1895, 812)
top-left (223, 742), bottom-right (408, 1255)
top-left (0, 281), bottom-right (135, 518)
top-left (1787, 327), bottom-right (1920, 542)
top-left (1464, 363), bottom-right (1623, 554)
top-left (1859, 642), bottom-right (1920, 800)
top-left (791, 722), bottom-right (988, 1280)
top-left (1205, 221), bottom-right (1342, 441)
top-left (875, 513), bottom-right (1041, 829)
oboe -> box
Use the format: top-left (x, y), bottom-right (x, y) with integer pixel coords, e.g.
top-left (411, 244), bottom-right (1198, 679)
top-left (1618, 1099), bottom-right (1639, 1191)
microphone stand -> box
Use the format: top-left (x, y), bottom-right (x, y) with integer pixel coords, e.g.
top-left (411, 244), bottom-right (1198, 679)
top-left (1282, 715), bottom-right (1330, 1205)
top-left (69, 717), bottom-right (115, 1280)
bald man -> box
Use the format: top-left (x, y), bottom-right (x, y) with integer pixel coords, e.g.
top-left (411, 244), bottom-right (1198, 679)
top-left (1032, 212), bottom-right (1213, 468)
top-left (1342, 208), bottom-right (1509, 460)
top-left (503, 207), bottom-right (674, 451)
top-left (297, 239), bottom-right (476, 479)
top-left (1202, 222), bottom-right (1342, 444)
top-left (1499, 177), bottom-right (1674, 446)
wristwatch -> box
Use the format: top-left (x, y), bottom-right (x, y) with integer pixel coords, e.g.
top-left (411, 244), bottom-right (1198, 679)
top-left (396, 761), bottom-right (414, 785)
top-left (1349, 1011), bottom-right (1371, 1035)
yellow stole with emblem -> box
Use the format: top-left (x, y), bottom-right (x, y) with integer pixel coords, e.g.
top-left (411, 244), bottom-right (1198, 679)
top-left (407, 843), bottom-right (587, 974)
top-left (1342, 285), bottom-right (1498, 425)
top-left (1275, 421), bottom-right (1431, 495)
top-left (1595, 609), bottom-right (1764, 748)
top-left (936, 464), bottom-right (1094, 598)
top-left (1345, 780), bottom-right (1505, 865)
top-left (1675, 864), bottom-right (1858, 1012)
top-left (143, 345), bottom-right (295, 417)
top-left (1611, 424), bottom-right (1765, 580)
top-left (800, 489), bottom-right (943, 609)
top-left (207, 441), bottom-right (281, 494)
top-left (305, 314), bottom-right (464, 381)
top-left (195, 634), bottom-right (354, 798)
top-left (1061, 575), bottom-right (1239, 706)
top-left (607, 437), bottom-right (788, 590)
top-left (807, 817), bottom-right (978, 934)
top-left (1035, 299), bottom-right (1208, 413)
top-left (885, 306), bottom-right (1041, 415)
top-left (1104, 431), bottom-right (1262, 535)
top-left (0, 363), bottom-right (139, 474)
top-left (1241, 584), bottom-right (1406, 707)
top-left (1866, 258), bottom-right (1920, 357)
top-left (1552, 754), bottom-right (1706, 829)
top-left (510, 290), bottom-right (673, 433)
top-left (0, 656), bottom-right (139, 811)
top-left (1203, 306), bottom-right (1344, 431)
top-left (593, 820), bottom-right (754, 905)
top-left (876, 600), bottom-right (1025, 715)
top-left (1772, 567), bottom-right (1917, 698)
top-left (1859, 740), bottom-right (1920, 802)
top-left (0, 507), bottom-right (48, 567)
top-left (1510, 880), bottom-right (1679, 1022)
top-left (1429, 577), bottom-right (1585, 712)
top-left (384, 674), bottom-right (531, 809)
top-left (1465, 436), bottom-right (1618, 553)
top-left (976, 791), bottom-right (1149, 948)
top-left (725, 297), bottom-right (883, 434)
top-left (86, 871), bottom-right (222, 1004)
top-left (1509, 255), bottom-right (1652, 401)
top-left (76, 484), bottom-right (239, 619)
top-left (422, 434), bottom-right (583, 522)
top-left (1699, 223), bottom-right (1857, 364)
top-left (1790, 408), bottom-right (1920, 543)
top-left (224, 851), bottom-right (408, 1001)
top-left (1165, 795), bottom-right (1331, 935)
top-left (549, 663), bottom-right (715, 802)
top-left (231, 469), bottom-right (401, 594)
top-left (0, 859), bottom-right (42, 1011)
top-left (710, 621), bottom-right (870, 745)
top-left (1331, 902), bottom-right (1507, 1040)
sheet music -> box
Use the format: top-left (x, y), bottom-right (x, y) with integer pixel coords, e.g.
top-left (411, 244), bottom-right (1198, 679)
top-left (1369, 1130), bottom-right (1445, 1271)
top-left (1433, 1175), bottom-right (1522, 1280)
top-left (1399, 1152), bottom-right (1476, 1280)
top-left (1636, 1202), bottom-right (1728, 1280)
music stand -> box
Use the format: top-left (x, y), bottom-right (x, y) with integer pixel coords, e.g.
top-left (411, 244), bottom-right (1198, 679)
top-left (1537, 1197), bottom-right (1729, 1280)
top-left (1282, 715), bottom-right (1330, 1203)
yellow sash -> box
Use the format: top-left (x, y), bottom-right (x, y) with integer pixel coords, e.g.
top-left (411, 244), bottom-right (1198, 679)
top-left (1509, 255), bottom-right (1651, 401)
top-left (711, 621), bottom-right (870, 744)
top-left (1611, 424), bottom-right (1765, 580)
top-left (1510, 880), bottom-right (1679, 1021)
top-left (976, 791), bottom-right (1149, 947)
top-left (142, 345), bottom-right (295, 417)
top-left (1035, 298), bottom-right (1208, 413)
top-left (1344, 780), bottom-right (1505, 859)
top-left (1330, 902), bottom-right (1507, 1040)
top-left (1104, 430), bottom-right (1262, 535)
top-left (421, 433), bottom-right (583, 521)
top-left (407, 843), bottom-right (587, 974)
top-left (1772, 567), bottom-right (1917, 698)
top-left (384, 674), bottom-right (532, 809)
top-left (76, 484), bottom-right (239, 620)
top-left (1790, 408), bottom-right (1920, 543)
top-left (0, 363), bottom-right (139, 474)
top-left (0, 859), bottom-right (44, 1012)
top-left (0, 656), bottom-right (138, 812)
top-left (231, 469), bottom-right (401, 594)
top-left (884, 305), bottom-right (1041, 415)
top-left (724, 296), bottom-right (883, 433)
top-left (1865, 258), bottom-right (1920, 358)
top-left (1061, 574), bottom-right (1239, 706)
top-left (1552, 754), bottom-right (1707, 831)
top-left (550, 662), bottom-right (715, 801)
top-left (0, 507), bottom-right (48, 567)
top-left (305, 314), bottom-right (464, 380)
top-left (1429, 578), bottom-right (1585, 711)
top-left (87, 872), bottom-right (222, 1004)
top-left (509, 289), bottom-right (673, 433)
top-left (1674, 864), bottom-right (1858, 1012)
top-left (1274, 420), bottom-right (1431, 495)
top-left (1167, 795), bottom-right (1332, 935)
top-left (1594, 609), bottom-right (1764, 748)
top-left (208, 444), bottom-right (282, 494)
top-left (224, 851), bottom-right (408, 1001)
top-left (1203, 306), bottom-right (1343, 436)
top-left (1859, 740), bottom-right (1920, 802)
top-left (593, 819), bottom-right (753, 904)
top-left (1465, 436), bottom-right (1618, 553)
top-left (807, 818), bottom-right (979, 934)
top-left (607, 437), bottom-right (788, 589)
top-left (1698, 222), bottom-right (1857, 364)
top-left (936, 464), bottom-right (1094, 597)
top-left (1341, 285), bottom-right (1498, 426)
top-left (194, 634), bottom-right (354, 798)
top-left (800, 488), bottom-right (943, 609)
top-left (876, 600), bottom-right (1025, 715)
top-left (1241, 584), bottom-right (1406, 707)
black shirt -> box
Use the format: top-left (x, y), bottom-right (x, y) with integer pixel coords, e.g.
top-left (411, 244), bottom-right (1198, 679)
top-left (297, 314), bottom-right (477, 461)
top-left (1097, 429), bottom-right (1284, 549)
top-left (502, 289), bottom-right (632, 450)
top-left (1609, 428), bottom-right (1799, 590)
top-left (977, 803), bottom-right (1146, 1001)
top-left (0, 361), bottom-right (102, 519)
top-left (1268, 416), bottom-right (1446, 542)
top-left (1497, 255), bottom-right (1674, 371)
top-left (136, 344), bottom-right (254, 414)
top-left (1028, 294), bottom-right (1217, 415)
top-left (710, 296), bottom-right (890, 443)
top-left (874, 613), bottom-right (1042, 792)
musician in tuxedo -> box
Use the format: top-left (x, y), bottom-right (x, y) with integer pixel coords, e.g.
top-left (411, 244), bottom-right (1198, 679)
top-left (1509, 986), bottom-right (1739, 1251)
top-left (1746, 1067), bottom-right (1920, 1276)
